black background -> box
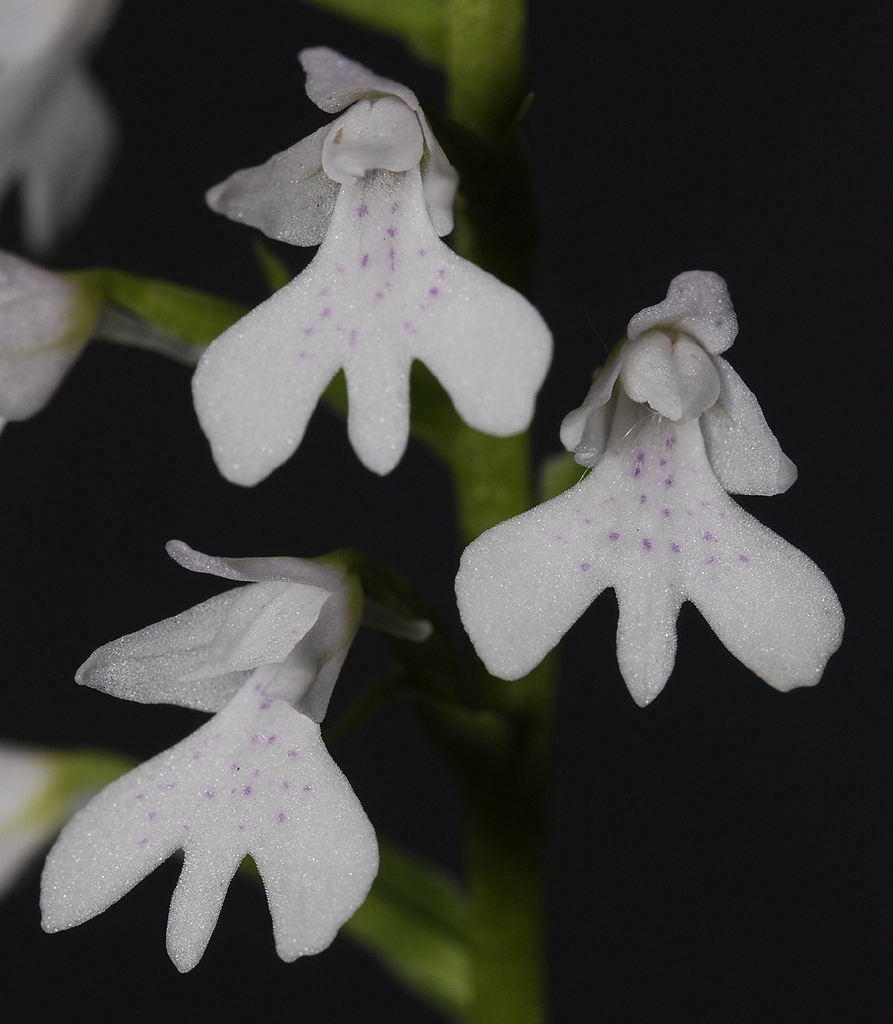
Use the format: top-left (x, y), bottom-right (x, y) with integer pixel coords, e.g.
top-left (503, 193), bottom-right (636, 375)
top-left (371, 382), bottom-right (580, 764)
top-left (0, 1), bottom-right (887, 1021)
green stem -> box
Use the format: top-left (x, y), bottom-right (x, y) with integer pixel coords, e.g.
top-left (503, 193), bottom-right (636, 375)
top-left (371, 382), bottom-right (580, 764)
top-left (446, 0), bottom-right (527, 142)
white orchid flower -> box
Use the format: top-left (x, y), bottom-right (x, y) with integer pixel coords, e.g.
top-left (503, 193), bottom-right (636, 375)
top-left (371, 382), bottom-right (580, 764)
top-left (195, 47), bottom-right (552, 482)
top-left (0, 0), bottom-right (119, 252)
top-left (456, 271), bottom-right (844, 707)
top-left (41, 541), bottom-right (379, 972)
top-left (0, 248), bottom-right (94, 435)
top-left (0, 745), bottom-right (59, 897)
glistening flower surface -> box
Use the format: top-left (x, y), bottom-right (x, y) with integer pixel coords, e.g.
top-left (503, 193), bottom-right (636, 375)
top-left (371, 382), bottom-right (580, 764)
top-left (40, 542), bottom-right (377, 971)
top-left (195, 48), bottom-right (552, 481)
top-left (456, 272), bottom-right (843, 706)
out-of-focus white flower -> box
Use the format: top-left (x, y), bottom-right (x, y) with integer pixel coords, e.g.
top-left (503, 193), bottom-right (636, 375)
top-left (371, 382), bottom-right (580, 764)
top-left (0, 743), bottom-right (128, 898)
top-left (0, 0), bottom-right (119, 252)
top-left (0, 248), bottom-right (95, 434)
top-left (41, 541), bottom-right (380, 972)
top-left (196, 47), bottom-right (551, 482)
top-left (0, 745), bottom-right (56, 897)
top-left (456, 271), bottom-right (844, 706)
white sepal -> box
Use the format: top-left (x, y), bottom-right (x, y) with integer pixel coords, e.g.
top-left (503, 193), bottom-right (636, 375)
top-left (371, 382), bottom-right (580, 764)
top-left (627, 269), bottom-right (738, 354)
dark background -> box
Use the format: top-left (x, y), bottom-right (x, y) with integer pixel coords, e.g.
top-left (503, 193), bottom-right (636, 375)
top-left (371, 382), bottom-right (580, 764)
top-left (0, 1), bottom-right (887, 1020)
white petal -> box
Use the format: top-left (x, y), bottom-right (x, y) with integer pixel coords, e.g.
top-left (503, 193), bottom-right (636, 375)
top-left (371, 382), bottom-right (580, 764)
top-left (700, 355), bottom-right (797, 495)
top-left (321, 98), bottom-right (423, 184)
top-left (194, 165), bottom-right (551, 480)
top-left (205, 126), bottom-right (338, 247)
top-left (620, 330), bottom-right (721, 421)
top-left (684, 501), bottom-right (844, 691)
top-left (16, 64), bottom-right (118, 253)
top-left (299, 46), bottom-right (419, 114)
top-left (456, 481), bottom-right (612, 681)
top-left (614, 577), bottom-right (682, 706)
top-left (627, 270), bottom-right (738, 354)
top-left (41, 677), bottom-right (378, 971)
top-left (559, 343), bottom-right (625, 465)
top-left (0, 249), bottom-right (84, 420)
top-left (76, 582), bottom-right (330, 712)
top-left (417, 108), bottom-right (458, 237)
top-left (165, 539), bottom-right (344, 590)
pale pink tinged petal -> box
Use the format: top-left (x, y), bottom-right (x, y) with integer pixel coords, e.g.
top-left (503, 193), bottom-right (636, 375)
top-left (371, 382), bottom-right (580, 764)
top-left (700, 356), bottom-right (797, 495)
top-left (627, 270), bottom-right (738, 354)
top-left (299, 46), bottom-right (418, 114)
top-left (205, 126), bottom-right (337, 247)
top-left (684, 505), bottom-right (844, 690)
top-left (192, 274), bottom-right (344, 486)
top-left (457, 481), bottom-right (612, 680)
top-left (17, 65), bottom-right (118, 253)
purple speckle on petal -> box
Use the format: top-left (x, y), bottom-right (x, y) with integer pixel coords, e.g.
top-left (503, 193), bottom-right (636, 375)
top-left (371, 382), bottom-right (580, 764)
top-left (303, 326), bottom-right (313, 336)
top-left (391, 201), bottom-right (399, 213)
top-left (664, 477), bottom-right (673, 487)
top-left (243, 786), bottom-right (252, 796)
top-left (609, 532), bottom-right (620, 541)
top-left (639, 494), bottom-right (647, 504)
top-left (238, 824), bottom-right (246, 831)
top-left (231, 764), bottom-right (240, 772)
top-left (386, 226), bottom-right (395, 237)
top-left (321, 308), bottom-right (331, 318)
top-left (204, 791), bottom-right (215, 799)
top-left (642, 539), bottom-right (652, 551)
top-left (739, 554), bottom-right (749, 563)
top-left (633, 465), bottom-right (641, 478)
top-left (349, 329), bottom-right (358, 348)
top-left (267, 735), bottom-right (277, 745)
top-left (287, 750), bottom-right (298, 758)
top-left (671, 542), bottom-right (681, 553)
top-left (140, 837), bottom-right (148, 846)
top-left (357, 204), bottom-right (368, 218)
top-left (148, 812), bottom-right (156, 820)
top-left (429, 287), bottom-right (439, 296)
top-left (303, 785), bottom-right (312, 792)
top-left (278, 812), bottom-right (286, 823)
top-left (361, 253), bottom-right (369, 267)
top-left (192, 751), bottom-right (201, 760)
top-left (636, 452), bottom-right (645, 463)
top-left (283, 780), bottom-right (290, 790)
top-left (704, 556), bottom-right (715, 566)
top-left (665, 436), bottom-right (676, 448)
top-left (581, 562), bottom-right (590, 571)
top-left (438, 268), bottom-right (446, 278)
top-left (259, 699), bottom-right (272, 710)
top-left (135, 793), bottom-right (145, 800)
top-left (389, 249), bottom-right (396, 271)
top-left (704, 532), bottom-right (713, 541)
top-left (659, 458), bottom-right (667, 467)
top-left (317, 287), bottom-right (329, 297)
top-left (662, 508), bottom-right (671, 518)
top-left (418, 248), bottom-right (426, 256)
